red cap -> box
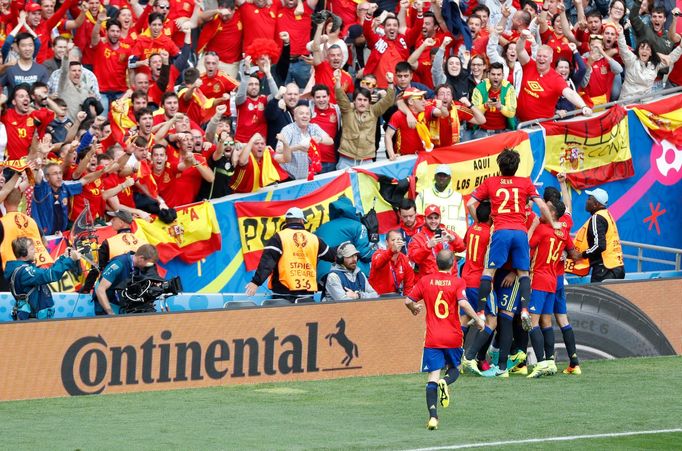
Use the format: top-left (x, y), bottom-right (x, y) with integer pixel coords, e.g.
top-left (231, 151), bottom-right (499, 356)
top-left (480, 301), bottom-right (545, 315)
top-left (425, 204), bottom-right (441, 217)
top-left (25, 2), bottom-right (42, 12)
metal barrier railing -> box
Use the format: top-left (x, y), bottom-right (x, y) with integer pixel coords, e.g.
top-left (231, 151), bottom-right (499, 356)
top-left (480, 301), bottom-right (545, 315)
top-left (621, 240), bottom-right (682, 273)
top-left (517, 86), bottom-right (682, 130)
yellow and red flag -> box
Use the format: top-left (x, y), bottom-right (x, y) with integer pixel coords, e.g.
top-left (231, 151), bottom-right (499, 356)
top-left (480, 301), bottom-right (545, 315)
top-left (413, 130), bottom-right (534, 196)
top-left (630, 93), bottom-right (682, 146)
top-left (542, 105), bottom-right (633, 190)
top-left (133, 201), bottom-right (221, 264)
top-left (354, 168), bottom-right (410, 234)
top-left (235, 173), bottom-right (354, 271)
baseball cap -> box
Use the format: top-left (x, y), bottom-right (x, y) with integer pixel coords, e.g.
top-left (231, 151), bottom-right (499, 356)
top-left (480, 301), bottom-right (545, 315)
top-left (345, 24), bottom-right (363, 44)
top-left (285, 207), bottom-right (307, 222)
top-left (435, 164), bottom-right (451, 176)
top-left (425, 204), bottom-right (441, 217)
top-left (107, 210), bottom-right (134, 224)
top-left (402, 87), bottom-right (427, 99)
top-left (25, 2), bottom-right (42, 12)
top-left (585, 188), bottom-right (608, 206)
top-left (337, 242), bottom-right (359, 258)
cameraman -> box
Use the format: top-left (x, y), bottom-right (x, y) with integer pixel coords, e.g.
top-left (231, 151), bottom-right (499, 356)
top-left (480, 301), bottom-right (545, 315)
top-left (4, 237), bottom-right (81, 321)
top-left (94, 244), bottom-right (159, 315)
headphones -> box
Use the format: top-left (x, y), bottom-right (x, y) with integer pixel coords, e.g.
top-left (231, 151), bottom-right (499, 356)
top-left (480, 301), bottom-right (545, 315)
top-left (336, 241), bottom-right (353, 265)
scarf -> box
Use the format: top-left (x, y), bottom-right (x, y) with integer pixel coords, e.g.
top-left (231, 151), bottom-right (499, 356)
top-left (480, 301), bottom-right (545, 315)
top-left (415, 112), bottom-right (434, 152)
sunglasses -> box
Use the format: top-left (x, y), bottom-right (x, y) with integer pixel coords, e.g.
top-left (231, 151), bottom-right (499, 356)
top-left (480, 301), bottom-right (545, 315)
top-left (361, 81), bottom-right (377, 88)
top-left (590, 34), bottom-right (604, 41)
top-left (157, 4), bottom-right (170, 9)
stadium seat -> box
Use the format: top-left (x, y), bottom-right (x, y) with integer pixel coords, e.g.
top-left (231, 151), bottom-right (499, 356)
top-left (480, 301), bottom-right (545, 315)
top-left (261, 299), bottom-right (293, 307)
top-left (224, 300), bottom-right (259, 309)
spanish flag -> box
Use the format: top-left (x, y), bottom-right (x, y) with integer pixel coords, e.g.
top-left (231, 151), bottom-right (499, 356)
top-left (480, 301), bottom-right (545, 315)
top-left (413, 130), bottom-right (534, 196)
top-left (354, 168), bottom-right (411, 234)
top-left (133, 201), bottom-right (222, 264)
top-left (234, 173), bottom-right (354, 271)
top-left (631, 93), bottom-right (682, 146)
top-left (542, 105), bottom-right (634, 190)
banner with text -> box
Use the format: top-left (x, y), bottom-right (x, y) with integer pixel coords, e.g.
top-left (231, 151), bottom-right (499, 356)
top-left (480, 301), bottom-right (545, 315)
top-left (235, 173), bottom-right (354, 271)
top-left (413, 130), bottom-right (535, 196)
top-left (542, 105), bottom-right (633, 190)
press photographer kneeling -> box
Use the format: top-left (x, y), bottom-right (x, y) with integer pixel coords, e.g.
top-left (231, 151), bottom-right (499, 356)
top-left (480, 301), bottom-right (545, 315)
top-left (95, 244), bottom-right (180, 315)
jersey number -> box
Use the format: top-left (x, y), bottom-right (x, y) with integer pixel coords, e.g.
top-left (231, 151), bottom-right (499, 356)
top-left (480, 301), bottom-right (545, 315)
top-left (496, 188), bottom-right (520, 214)
top-left (294, 279), bottom-right (312, 290)
top-left (467, 235), bottom-right (480, 262)
top-left (546, 237), bottom-right (563, 264)
top-left (434, 291), bottom-right (449, 319)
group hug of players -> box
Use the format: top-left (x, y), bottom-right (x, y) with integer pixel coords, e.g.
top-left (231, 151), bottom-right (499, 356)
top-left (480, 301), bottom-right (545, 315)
top-left (405, 148), bottom-right (582, 430)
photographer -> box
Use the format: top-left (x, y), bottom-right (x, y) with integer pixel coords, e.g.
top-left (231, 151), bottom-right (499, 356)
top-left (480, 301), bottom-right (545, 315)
top-left (408, 205), bottom-right (465, 280)
top-left (94, 244), bottom-right (159, 315)
top-left (4, 237), bottom-right (81, 321)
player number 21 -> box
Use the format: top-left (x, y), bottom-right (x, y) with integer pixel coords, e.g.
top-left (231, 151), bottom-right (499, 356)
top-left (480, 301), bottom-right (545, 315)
top-left (496, 188), bottom-right (520, 214)
top-left (434, 291), bottom-right (449, 319)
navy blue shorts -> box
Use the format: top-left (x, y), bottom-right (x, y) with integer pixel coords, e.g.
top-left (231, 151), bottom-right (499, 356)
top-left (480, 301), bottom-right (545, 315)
top-left (554, 275), bottom-right (567, 314)
top-left (421, 347), bottom-right (464, 372)
top-left (487, 229), bottom-right (530, 271)
top-left (529, 289), bottom-right (554, 315)
top-left (463, 287), bottom-right (497, 317)
top-left (494, 269), bottom-right (520, 314)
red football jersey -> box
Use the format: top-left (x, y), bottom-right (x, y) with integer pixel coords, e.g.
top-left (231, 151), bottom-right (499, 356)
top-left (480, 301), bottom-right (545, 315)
top-left (555, 212), bottom-right (574, 276)
top-left (92, 41), bottom-right (131, 93)
top-left (239, 3), bottom-right (279, 50)
top-left (517, 61), bottom-right (568, 122)
top-left (388, 109), bottom-right (434, 155)
top-left (310, 105), bottom-right (339, 164)
top-left (103, 172), bottom-right (135, 208)
top-left (529, 222), bottom-right (574, 292)
top-left (163, 154), bottom-right (209, 207)
top-left (314, 61), bottom-right (354, 104)
top-left (461, 222), bottom-right (492, 289)
top-left (408, 272), bottom-right (467, 348)
top-left (235, 96), bottom-right (267, 143)
top-left (472, 176), bottom-right (540, 231)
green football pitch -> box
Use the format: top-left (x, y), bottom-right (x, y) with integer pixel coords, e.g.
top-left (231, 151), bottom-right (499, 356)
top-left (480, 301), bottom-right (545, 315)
top-left (2, 356), bottom-right (681, 450)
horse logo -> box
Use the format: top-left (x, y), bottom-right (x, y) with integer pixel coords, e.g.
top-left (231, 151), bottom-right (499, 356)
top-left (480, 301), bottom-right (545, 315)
top-left (325, 318), bottom-right (359, 366)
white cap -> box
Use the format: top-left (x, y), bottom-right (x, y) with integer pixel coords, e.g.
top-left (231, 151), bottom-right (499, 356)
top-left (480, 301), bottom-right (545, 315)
top-left (435, 164), bottom-right (452, 176)
top-left (585, 188), bottom-right (608, 206)
top-left (285, 207), bottom-right (307, 222)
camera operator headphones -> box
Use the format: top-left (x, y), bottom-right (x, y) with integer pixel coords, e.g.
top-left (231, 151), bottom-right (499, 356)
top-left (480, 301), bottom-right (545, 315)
top-left (336, 241), bottom-right (353, 265)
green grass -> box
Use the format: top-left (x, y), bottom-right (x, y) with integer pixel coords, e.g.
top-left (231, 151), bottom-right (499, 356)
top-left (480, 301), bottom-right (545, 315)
top-left (1, 356), bottom-right (681, 450)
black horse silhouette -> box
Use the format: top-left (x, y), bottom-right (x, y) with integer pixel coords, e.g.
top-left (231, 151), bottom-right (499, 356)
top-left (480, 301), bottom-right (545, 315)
top-left (325, 318), bottom-right (359, 366)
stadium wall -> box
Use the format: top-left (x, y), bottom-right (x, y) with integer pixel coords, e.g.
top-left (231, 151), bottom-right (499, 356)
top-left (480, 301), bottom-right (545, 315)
top-left (1, 278), bottom-right (680, 401)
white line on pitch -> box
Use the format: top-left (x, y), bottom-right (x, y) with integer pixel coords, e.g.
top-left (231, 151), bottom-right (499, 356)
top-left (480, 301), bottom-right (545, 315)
top-left (403, 428), bottom-right (682, 451)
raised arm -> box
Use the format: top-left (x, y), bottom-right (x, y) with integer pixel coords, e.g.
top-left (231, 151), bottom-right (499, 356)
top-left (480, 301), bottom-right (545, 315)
top-left (516, 30), bottom-right (531, 65)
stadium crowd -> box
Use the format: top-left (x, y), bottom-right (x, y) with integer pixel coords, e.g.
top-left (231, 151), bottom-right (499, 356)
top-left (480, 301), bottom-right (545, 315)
top-left (0, 0), bottom-right (680, 218)
top-left (0, 0), bottom-right (650, 380)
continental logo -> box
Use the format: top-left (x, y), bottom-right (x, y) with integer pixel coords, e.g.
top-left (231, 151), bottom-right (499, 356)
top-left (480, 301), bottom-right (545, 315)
top-left (60, 320), bottom-right (362, 396)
